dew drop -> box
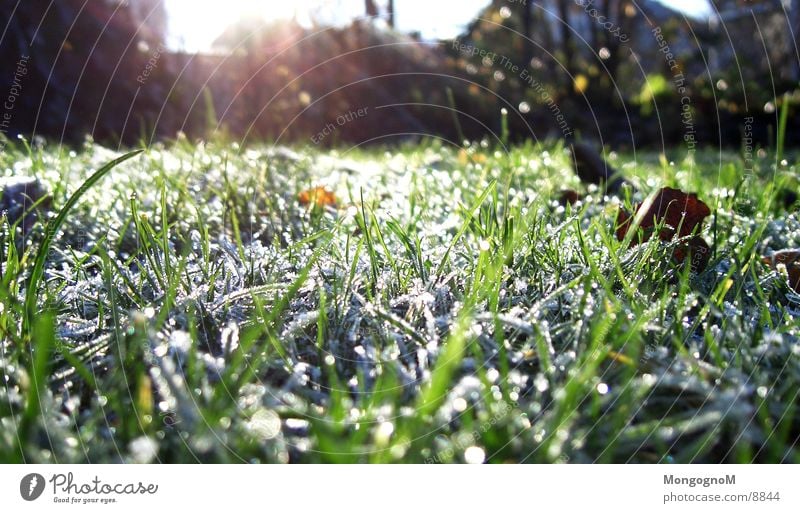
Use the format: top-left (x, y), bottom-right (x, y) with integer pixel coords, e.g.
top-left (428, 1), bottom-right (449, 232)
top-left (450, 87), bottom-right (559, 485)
top-left (464, 446), bottom-right (485, 464)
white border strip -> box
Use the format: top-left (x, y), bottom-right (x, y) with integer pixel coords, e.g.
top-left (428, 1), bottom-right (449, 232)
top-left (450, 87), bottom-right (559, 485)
top-left (1, 464), bottom-right (797, 512)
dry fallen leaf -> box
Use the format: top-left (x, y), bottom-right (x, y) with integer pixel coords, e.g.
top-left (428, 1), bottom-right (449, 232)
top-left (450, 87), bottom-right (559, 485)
top-left (615, 207), bottom-right (632, 241)
top-left (616, 187), bottom-right (711, 242)
top-left (761, 249), bottom-right (800, 292)
top-left (298, 186), bottom-right (337, 208)
top-left (616, 187), bottom-right (712, 272)
top-left (458, 149), bottom-right (487, 165)
top-left (673, 236), bottom-right (711, 273)
top-left (558, 189), bottom-right (580, 206)
top-left (777, 188), bottom-right (798, 210)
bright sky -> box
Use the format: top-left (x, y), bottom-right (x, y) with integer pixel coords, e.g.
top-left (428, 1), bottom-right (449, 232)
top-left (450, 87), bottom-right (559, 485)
top-left (165, 0), bottom-right (714, 53)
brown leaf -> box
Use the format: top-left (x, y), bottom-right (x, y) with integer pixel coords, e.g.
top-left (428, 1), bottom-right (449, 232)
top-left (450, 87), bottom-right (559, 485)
top-left (616, 188), bottom-right (712, 273)
top-left (558, 189), bottom-right (580, 206)
top-left (615, 207), bottom-right (632, 241)
top-left (298, 186), bottom-right (337, 208)
top-left (673, 236), bottom-right (711, 273)
top-left (762, 249), bottom-right (800, 292)
top-left (777, 188), bottom-right (798, 210)
top-left (616, 187), bottom-right (711, 243)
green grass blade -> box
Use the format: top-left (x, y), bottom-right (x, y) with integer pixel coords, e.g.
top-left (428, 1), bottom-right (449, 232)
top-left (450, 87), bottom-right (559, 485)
top-left (23, 149), bottom-right (144, 336)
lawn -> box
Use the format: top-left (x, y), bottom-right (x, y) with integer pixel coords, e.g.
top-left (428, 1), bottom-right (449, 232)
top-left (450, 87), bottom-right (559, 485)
top-left (1, 136), bottom-right (798, 463)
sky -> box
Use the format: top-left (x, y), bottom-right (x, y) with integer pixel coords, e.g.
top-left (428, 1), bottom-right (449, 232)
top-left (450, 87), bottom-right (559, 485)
top-left (165, 0), bottom-right (714, 53)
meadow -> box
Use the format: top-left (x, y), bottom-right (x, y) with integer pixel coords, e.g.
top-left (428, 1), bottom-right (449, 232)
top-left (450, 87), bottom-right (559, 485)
top-left (1, 135), bottom-right (798, 463)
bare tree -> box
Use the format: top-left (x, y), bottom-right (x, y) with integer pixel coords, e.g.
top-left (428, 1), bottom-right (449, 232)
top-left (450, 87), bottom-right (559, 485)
top-left (0, 0), bottom-right (175, 143)
top-left (788, 0), bottom-right (800, 82)
top-left (522, 0), bottom-right (533, 66)
top-left (557, 0), bottom-right (575, 84)
top-left (605, 0), bottom-right (632, 82)
top-left (365, 0), bottom-right (379, 19)
top-left (387, 0), bottom-right (395, 28)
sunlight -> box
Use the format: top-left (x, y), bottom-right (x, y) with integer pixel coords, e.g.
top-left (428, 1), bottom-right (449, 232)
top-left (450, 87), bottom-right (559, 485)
top-left (656, 0), bottom-right (713, 18)
top-left (165, 1), bottom-right (714, 53)
top-left (164, 0), bottom-right (490, 52)
top-left (165, 0), bottom-right (313, 52)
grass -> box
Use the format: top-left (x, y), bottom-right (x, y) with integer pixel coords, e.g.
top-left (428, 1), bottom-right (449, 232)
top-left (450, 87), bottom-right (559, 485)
top-left (0, 135), bottom-right (799, 463)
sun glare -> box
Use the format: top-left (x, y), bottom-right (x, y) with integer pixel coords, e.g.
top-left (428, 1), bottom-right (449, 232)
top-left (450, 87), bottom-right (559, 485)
top-left (166, 0), bottom-right (313, 52)
top-left (165, 0), bottom-right (713, 53)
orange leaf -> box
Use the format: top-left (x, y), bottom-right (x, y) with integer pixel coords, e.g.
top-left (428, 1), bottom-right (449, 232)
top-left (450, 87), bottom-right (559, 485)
top-left (298, 186), bottom-right (337, 208)
top-left (762, 249), bottom-right (800, 292)
top-left (458, 149), bottom-right (487, 165)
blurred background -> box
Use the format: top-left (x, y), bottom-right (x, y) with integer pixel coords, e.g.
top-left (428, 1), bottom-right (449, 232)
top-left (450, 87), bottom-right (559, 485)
top-left (0, 0), bottom-right (798, 149)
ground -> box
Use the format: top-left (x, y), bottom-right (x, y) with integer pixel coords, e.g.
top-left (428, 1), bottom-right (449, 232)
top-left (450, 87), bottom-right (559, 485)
top-left (1, 137), bottom-right (798, 463)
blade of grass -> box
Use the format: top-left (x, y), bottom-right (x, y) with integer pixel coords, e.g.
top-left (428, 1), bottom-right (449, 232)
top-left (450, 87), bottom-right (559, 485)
top-left (23, 149), bottom-right (144, 336)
